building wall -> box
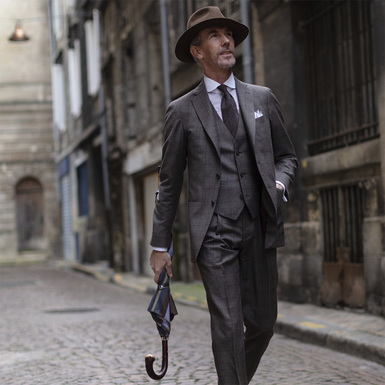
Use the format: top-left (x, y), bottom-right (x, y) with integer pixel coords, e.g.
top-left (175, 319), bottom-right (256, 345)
top-left (253, 0), bottom-right (385, 315)
top-left (0, 0), bottom-right (60, 263)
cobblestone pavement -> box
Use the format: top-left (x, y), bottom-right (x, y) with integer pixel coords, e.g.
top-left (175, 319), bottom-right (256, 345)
top-left (1, 265), bottom-right (384, 385)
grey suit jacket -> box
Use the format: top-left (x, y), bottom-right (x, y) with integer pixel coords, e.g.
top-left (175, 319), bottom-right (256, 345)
top-left (151, 78), bottom-right (298, 262)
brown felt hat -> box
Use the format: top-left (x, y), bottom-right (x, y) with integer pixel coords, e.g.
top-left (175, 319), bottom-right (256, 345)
top-left (175, 6), bottom-right (249, 63)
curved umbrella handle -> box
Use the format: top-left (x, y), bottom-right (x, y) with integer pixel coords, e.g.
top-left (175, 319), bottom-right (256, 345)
top-left (145, 338), bottom-right (168, 380)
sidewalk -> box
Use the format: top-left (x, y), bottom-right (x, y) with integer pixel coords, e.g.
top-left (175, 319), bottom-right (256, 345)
top-left (70, 262), bottom-right (385, 367)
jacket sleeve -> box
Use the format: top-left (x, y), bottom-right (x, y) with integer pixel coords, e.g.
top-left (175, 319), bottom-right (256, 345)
top-left (150, 102), bottom-right (187, 249)
top-left (267, 89), bottom-right (298, 200)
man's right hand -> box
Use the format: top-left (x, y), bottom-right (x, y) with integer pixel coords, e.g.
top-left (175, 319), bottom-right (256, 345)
top-left (150, 250), bottom-right (172, 283)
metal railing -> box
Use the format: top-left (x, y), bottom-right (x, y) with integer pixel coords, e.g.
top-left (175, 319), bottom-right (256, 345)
top-left (321, 184), bottom-right (364, 264)
top-left (303, 0), bottom-right (378, 155)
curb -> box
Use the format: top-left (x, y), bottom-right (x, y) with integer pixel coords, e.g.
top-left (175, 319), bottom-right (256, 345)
top-left (274, 316), bottom-right (385, 366)
top-left (71, 263), bottom-right (115, 283)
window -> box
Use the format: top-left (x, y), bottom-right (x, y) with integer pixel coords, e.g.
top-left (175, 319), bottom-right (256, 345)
top-left (68, 39), bottom-right (82, 117)
top-left (77, 162), bottom-right (88, 217)
top-left (84, 10), bottom-right (101, 96)
top-left (321, 184), bottom-right (364, 264)
top-left (51, 0), bottom-right (63, 40)
top-left (51, 60), bottom-right (67, 133)
top-left (303, 0), bottom-right (378, 155)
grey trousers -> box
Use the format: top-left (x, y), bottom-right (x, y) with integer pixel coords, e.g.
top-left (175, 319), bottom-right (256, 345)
top-left (197, 209), bottom-right (278, 385)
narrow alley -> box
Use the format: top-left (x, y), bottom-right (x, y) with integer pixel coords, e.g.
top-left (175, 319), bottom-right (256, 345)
top-left (1, 265), bottom-right (384, 385)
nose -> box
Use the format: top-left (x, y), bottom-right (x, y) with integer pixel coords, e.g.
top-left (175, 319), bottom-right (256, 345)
top-left (222, 33), bottom-right (230, 45)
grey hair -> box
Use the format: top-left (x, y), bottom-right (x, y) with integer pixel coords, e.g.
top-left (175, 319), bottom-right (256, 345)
top-left (190, 34), bottom-right (201, 48)
top-left (190, 34), bottom-right (202, 64)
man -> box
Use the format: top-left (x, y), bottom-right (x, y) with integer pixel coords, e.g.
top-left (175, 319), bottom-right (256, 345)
top-left (150, 6), bottom-right (297, 385)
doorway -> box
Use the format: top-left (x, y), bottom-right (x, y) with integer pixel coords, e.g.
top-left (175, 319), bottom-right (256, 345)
top-left (15, 178), bottom-right (44, 251)
top-left (320, 184), bottom-right (365, 308)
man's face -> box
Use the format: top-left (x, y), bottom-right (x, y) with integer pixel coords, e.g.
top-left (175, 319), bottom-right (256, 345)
top-left (194, 26), bottom-right (236, 72)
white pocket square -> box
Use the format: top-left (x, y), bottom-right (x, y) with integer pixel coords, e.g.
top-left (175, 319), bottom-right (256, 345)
top-left (254, 109), bottom-right (264, 119)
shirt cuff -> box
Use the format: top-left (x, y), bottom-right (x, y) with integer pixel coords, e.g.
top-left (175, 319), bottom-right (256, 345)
top-left (152, 246), bottom-right (168, 252)
top-left (276, 180), bottom-right (288, 202)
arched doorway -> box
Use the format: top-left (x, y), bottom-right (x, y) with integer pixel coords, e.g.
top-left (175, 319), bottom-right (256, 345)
top-left (15, 178), bottom-right (44, 251)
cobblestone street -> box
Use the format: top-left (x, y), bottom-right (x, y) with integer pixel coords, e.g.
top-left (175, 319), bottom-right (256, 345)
top-left (1, 265), bottom-right (384, 385)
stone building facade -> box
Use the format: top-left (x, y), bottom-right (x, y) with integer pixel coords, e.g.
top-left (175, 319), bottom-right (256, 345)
top-left (0, 0), bottom-right (60, 263)
top-left (49, 0), bottom-right (385, 317)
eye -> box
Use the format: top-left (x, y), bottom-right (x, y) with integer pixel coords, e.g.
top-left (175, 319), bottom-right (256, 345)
top-left (208, 29), bottom-right (220, 39)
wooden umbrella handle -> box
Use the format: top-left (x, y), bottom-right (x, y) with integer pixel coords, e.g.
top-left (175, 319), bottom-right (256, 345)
top-left (145, 338), bottom-right (168, 380)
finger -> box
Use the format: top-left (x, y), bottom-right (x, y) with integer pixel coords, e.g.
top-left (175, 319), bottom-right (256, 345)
top-left (166, 265), bottom-right (173, 278)
top-left (154, 264), bottom-right (164, 283)
top-left (163, 253), bottom-right (172, 278)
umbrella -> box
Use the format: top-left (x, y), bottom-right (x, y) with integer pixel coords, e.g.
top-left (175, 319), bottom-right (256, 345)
top-left (145, 245), bottom-right (178, 380)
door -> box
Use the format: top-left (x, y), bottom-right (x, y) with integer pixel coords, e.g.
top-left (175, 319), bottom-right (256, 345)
top-left (16, 178), bottom-right (44, 251)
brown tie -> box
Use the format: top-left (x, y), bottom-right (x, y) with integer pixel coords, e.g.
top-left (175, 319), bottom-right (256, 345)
top-left (218, 84), bottom-right (239, 138)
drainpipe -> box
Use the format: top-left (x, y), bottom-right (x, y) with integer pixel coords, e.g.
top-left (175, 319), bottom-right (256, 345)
top-left (160, 0), bottom-right (171, 107)
top-left (240, 0), bottom-right (254, 84)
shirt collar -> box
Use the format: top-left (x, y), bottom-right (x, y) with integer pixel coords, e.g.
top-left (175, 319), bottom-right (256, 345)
top-left (204, 73), bottom-right (236, 93)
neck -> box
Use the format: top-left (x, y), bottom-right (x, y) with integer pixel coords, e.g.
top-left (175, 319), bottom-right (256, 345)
top-left (204, 68), bottom-right (232, 84)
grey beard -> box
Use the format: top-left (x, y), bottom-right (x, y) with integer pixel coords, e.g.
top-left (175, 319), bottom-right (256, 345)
top-left (217, 57), bottom-right (236, 69)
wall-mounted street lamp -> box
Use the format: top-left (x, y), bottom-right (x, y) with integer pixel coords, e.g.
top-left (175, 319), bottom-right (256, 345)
top-left (8, 22), bottom-right (30, 42)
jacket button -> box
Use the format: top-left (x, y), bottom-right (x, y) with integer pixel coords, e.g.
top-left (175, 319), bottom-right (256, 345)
top-left (216, 173), bottom-right (221, 179)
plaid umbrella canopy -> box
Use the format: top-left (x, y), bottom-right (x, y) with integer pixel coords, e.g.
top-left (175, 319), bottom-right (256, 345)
top-left (145, 245), bottom-right (178, 380)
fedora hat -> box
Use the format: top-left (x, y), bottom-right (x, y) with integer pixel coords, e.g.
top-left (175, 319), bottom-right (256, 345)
top-left (175, 6), bottom-right (249, 63)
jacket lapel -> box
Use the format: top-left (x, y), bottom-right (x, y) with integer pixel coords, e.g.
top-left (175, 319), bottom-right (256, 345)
top-left (191, 81), bottom-right (220, 157)
top-left (236, 80), bottom-right (256, 148)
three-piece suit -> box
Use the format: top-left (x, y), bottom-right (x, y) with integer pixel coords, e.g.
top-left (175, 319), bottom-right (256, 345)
top-left (151, 77), bottom-right (297, 384)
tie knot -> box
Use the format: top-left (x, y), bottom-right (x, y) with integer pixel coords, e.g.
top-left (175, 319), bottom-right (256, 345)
top-left (218, 84), bottom-right (228, 94)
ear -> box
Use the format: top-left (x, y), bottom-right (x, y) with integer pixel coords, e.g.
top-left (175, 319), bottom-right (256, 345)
top-left (190, 45), bottom-right (203, 61)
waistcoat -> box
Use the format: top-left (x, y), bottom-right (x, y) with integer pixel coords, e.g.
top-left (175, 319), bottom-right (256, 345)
top-left (213, 109), bottom-right (263, 220)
